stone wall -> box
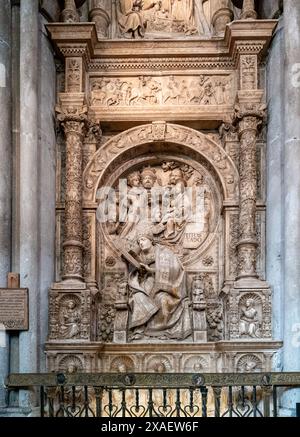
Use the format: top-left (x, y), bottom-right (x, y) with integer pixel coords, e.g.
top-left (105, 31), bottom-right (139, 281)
top-left (0, 0), bottom-right (57, 413)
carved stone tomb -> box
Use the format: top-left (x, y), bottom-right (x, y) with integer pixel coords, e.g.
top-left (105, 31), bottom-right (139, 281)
top-left (46, 1), bottom-right (281, 374)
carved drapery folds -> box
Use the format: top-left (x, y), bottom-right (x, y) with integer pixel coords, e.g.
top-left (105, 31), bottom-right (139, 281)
top-left (57, 107), bottom-right (87, 281)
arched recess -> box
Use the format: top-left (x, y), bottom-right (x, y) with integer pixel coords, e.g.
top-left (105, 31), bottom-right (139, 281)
top-left (83, 123), bottom-right (239, 203)
top-left (81, 123), bottom-right (240, 302)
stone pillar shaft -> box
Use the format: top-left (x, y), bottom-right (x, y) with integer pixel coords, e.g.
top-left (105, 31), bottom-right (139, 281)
top-left (60, 117), bottom-right (86, 281)
top-left (237, 115), bottom-right (260, 279)
top-left (0, 0), bottom-right (11, 407)
top-left (61, 0), bottom-right (79, 23)
top-left (241, 0), bottom-right (257, 19)
top-left (89, 0), bottom-right (111, 38)
top-left (19, 0), bottom-right (39, 407)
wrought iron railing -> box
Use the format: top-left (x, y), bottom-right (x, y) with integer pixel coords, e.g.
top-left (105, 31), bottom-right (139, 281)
top-left (5, 373), bottom-right (300, 418)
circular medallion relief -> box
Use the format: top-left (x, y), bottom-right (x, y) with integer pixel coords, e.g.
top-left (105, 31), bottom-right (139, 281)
top-left (98, 155), bottom-right (221, 267)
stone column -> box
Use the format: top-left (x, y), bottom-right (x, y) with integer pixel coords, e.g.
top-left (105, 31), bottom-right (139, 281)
top-left (282, 0), bottom-right (300, 412)
top-left (58, 111), bottom-right (87, 282)
top-left (235, 102), bottom-right (265, 282)
top-left (0, 0), bottom-right (11, 407)
top-left (211, 0), bottom-right (234, 34)
top-left (19, 0), bottom-right (39, 408)
top-left (89, 0), bottom-right (111, 38)
top-left (61, 0), bottom-right (80, 22)
top-left (241, 0), bottom-right (257, 19)
top-left (234, 45), bottom-right (265, 284)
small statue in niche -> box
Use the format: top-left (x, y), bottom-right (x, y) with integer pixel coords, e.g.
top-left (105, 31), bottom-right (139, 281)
top-left (192, 275), bottom-right (206, 305)
top-left (117, 0), bottom-right (149, 38)
top-left (127, 229), bottom-right (192, 341)
top-left (119, 171), bottom-right (143, 239)
top-left (159, 168), bottom-right (191, 245)
top-left (60, 299), bottom-right (81, 339)
top-left (239, 298), bottom-right (260, 338)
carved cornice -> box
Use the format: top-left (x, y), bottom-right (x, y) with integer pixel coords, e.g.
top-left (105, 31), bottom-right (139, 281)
top-left (88, 57), bottom-right (235, 72)
top-left (46, 20), bottom-right (278, 69)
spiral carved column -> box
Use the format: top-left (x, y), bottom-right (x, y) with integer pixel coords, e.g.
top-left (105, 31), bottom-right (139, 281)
top-left (235, 106), bottom-right (265, 280)
top-left (58, 112), bottom-right (87, 282)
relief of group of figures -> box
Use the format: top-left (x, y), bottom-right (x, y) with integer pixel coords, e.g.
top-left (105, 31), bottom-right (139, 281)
top-left (103, 161), bottom-right (214, 255)
top-left (117, 0), bottom-right (211, 38)
top-left (50, 136), bottom-right (269, 344)
top-left (90, 75), bottom-right (233, 107)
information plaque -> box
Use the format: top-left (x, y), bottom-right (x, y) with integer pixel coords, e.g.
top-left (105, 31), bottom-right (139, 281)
top-left (0, 288), bottom-right (29, 330)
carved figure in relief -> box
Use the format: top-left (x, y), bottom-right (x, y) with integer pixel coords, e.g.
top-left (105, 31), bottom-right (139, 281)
top-left (60, 300), bottom-right (81, 338)
top-left (192, 275), bottom-right (206, 304)
top-left (128, 230), bottom-right (192, 341)
top-left (207, 306), bottom-right (223, 341)
top-left (119, 171), bottom-right (143, 238)
top-left (159, 168), bottom-right (191, 244)
top-left (239, 298), bottom-right (260, 338)
top-left (129, 76), bottom-right (162, 106)
top-left (117, 0), bottom-right (210, 37)
top-left (90, 74), bottom-right (232, 107)
top-left (117, 0), bottom-right (147, 38)
top-left (163, 76), bottom-right (181, 104)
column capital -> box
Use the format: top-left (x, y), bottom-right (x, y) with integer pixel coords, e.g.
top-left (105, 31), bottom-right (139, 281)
top-left (234, 100), bottom-right (266, 137)
top-left (56, 104), bottom-right (88, 137)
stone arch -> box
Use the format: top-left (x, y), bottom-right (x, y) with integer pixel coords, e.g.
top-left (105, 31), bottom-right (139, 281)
top-left (83, 122), bottom-right (239, 203)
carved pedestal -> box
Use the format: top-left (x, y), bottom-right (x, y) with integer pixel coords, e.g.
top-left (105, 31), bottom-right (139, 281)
top-left (49, 282), bottom-right (91, 342)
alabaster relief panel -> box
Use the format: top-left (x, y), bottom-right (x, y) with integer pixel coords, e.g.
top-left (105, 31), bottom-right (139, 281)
top-left (49, 291), bottom-right (92, 341)
top-left (83, 124), bottom-right (239, 203)
top-left (89, 74), bottom-right (235, 109)
top-left (228, 290), bottom-right (272, 340)
top-left (95, 152), bottom-right (226, 344)
top-left (116, 0), bottom-right (213, 39)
